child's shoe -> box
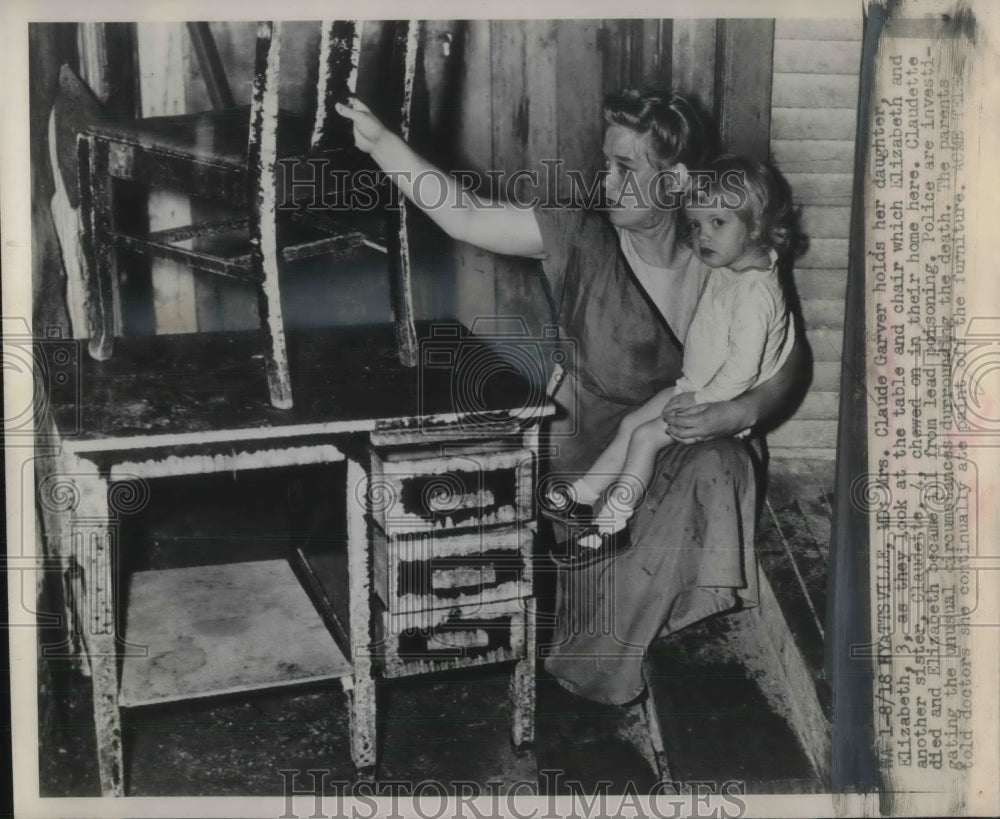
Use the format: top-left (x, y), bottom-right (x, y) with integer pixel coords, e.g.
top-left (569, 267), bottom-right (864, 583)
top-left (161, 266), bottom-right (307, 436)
top-left (549, 521), bottom-right (632, 569)
top-left (539, 488), bottom-right (595, 524)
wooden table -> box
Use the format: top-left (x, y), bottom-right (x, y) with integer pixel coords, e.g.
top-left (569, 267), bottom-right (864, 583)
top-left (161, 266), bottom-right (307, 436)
top-left (37, 322), bottom-right (553, 795)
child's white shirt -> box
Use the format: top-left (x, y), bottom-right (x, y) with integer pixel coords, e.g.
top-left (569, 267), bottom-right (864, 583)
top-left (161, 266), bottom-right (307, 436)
top-left (674, 251), bottom-right (792, 409)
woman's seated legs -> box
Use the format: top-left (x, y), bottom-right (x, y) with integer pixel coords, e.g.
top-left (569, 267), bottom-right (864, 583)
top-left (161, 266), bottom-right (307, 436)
top-left (544, 436), bottom-right (760, 705)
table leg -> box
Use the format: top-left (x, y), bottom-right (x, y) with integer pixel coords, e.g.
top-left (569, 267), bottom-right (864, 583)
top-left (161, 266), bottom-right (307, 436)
top-left (346, 458), bottom-right (377, 774)
top-left (509, 599), bottom-right (536, 749)
top-left (35, 451), bottom-right (88, 673)
top-left (75, 467), bottom-right (124, 796)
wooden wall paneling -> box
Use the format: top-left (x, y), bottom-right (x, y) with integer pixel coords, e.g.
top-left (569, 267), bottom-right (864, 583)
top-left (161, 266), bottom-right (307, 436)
top-left (421, 20), bottom-right (463, 155)
top-left (136, 23), bottom-right (198, 335)
top-left (773, 38), bottom-right (864, 74)
top-left (638, 20), bottom-right (671, 90)
top-left (799, 205), bottom-right (851, 239)
top-left (715, 19), bottom-right (775, 160)
top-left (798, 238), bottom-right (850, 269)
top-left (490, 21), bottom-right (556, 339)
top-left (783, 172), bottom-right (853, 207)
top-left (774, 19), bottom-right (861, 41)
top-left (795, 268), bottom-right (849, 301)
top-left (600, 20), bottom-right (630, 96)
top-left (77, 23), bottom-right (109, 102)
top-left (453, 21), bottom-right (496, 326)
top-left (671, 19), bottom-right (717, 112)
top-left (771, 73), bottom-right (859, 109)
top-left (772, 139), bottom-right (856, 174)
top-left (413, 20), bottom-right (463, 322)
top-left (771, 108), bottom-right (857, 141)
top-left (186, 22), bottom-right (236, 110)
top-left (556, 21), bottom-right (604, 204)
top-left (766, 21), bottom-right (862, 458)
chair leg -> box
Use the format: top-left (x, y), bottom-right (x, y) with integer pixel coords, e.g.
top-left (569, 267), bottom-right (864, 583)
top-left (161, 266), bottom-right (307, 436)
top-left (78, 134), bottom-right (117, 361)
top-left (248, 22), bottom-right (293, 409)
top-left (617, 663), bottom-right (672, 781)
top-left (641, 678), bottom-right (673, 781)
top-left (385, 21), bottom-right (419, 367)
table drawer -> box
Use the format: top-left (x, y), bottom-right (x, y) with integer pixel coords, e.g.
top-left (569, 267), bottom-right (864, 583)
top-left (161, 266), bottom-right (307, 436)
top-left (368, 447), bottom-right (534, 537)
top-left (372, 525), bottom-right (532, 614)
top-left (382, 608), bottom-right (528, 678)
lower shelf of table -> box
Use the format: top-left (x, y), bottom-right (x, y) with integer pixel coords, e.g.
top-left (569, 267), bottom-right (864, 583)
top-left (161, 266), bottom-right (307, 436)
top-left (119, 559), bottom-right (353, 708)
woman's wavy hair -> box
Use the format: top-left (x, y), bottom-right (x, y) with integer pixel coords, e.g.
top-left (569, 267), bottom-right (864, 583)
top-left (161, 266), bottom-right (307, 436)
top-left (602, 89), bottom-right (716, 170)
top-left (691, 154), bottom-right (806, 260)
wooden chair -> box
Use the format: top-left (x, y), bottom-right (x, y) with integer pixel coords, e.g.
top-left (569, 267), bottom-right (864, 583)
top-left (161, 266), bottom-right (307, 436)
top-left (620, 573), bottom-right (831, 784)
top-left (78, 21), bottom-right (420, 409)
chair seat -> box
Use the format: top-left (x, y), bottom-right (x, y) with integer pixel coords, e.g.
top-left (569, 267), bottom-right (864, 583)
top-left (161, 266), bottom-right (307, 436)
top-left (87, 106), bottom-right (318, 166)
top-left (85, 106), bottom-right (373, 209)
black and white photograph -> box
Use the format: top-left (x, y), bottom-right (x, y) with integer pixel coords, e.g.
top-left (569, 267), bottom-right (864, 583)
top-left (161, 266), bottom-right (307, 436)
top-left (4, 1), bottom-right (999, 816)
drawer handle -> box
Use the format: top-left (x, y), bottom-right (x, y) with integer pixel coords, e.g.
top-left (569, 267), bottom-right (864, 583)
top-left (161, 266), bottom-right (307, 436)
top-left (426, 629), bottom-right (490, 650)
top-left (426, 486), bottom-right (495, 513)
top-left (431, 566), bottom-right (497, 590)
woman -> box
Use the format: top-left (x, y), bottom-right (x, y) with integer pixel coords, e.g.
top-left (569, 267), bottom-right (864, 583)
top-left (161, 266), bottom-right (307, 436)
top-left (337, 90), bottom-right (803, 705)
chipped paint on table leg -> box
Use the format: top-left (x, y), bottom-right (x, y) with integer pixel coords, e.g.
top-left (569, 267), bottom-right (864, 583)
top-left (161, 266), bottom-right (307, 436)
top-left (346, 457), bottom-right (377, 771)
top-left (74, 463), bottom-right (124, 796)
top-left (509, 600), bottom-right (536, 748)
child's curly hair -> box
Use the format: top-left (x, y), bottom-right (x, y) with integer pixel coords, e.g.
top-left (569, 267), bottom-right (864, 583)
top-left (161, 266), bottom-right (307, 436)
top-left (687, 155), bottom-right (805, 260)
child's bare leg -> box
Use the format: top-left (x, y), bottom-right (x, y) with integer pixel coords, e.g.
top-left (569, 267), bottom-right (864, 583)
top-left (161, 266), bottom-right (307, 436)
top-left (607, 417), bottom-right (675, 515)
top-left (566, 387), bottom-right (676, 505)
top-left (575, 417), bottom-right (674, 551)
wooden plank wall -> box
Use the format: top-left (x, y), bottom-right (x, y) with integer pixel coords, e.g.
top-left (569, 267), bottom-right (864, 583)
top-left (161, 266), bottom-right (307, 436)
top-left (485, 21), bottom-right (605, 338)
top-left (766, 19), bottom-right (862, 460)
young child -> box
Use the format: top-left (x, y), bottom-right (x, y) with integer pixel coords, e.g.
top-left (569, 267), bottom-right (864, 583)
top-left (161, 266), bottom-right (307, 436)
top-left (545, 155), bottom-right (797, 565)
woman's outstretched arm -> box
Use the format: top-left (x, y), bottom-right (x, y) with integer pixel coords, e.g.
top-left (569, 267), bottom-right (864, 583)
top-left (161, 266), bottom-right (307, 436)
top-left (336, 99), bottom-right (545, 258)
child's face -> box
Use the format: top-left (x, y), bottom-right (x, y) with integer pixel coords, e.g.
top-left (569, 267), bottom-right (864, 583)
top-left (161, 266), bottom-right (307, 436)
top-left (687, 207), bottom-right (758, 270)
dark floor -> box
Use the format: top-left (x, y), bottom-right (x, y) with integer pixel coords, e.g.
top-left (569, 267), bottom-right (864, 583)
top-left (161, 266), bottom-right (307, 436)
top-left (37, 458), bottom-right (833, 798)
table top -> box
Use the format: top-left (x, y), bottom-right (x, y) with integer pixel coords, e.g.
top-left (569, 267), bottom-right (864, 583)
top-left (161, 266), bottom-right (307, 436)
top-left (48, 322), bottom-right (554, 455)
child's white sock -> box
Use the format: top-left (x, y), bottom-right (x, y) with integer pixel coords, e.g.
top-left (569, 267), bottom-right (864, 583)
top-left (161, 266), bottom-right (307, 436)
top-left (598, 507), bottom-right (632, 535)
